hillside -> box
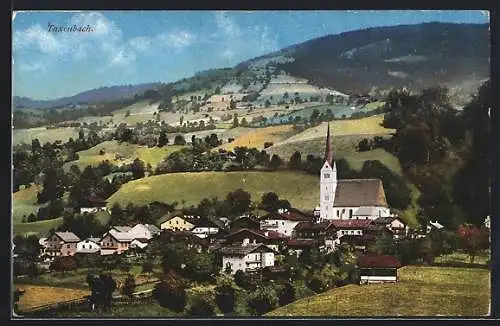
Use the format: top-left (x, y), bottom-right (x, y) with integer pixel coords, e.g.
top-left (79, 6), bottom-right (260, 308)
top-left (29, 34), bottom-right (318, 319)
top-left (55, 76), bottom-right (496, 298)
top-left (267, 266), bottom-right (490, 317)
top-left (13, 83), bottom-right (160, 109)
top-left (106, 171), bottom-right (320, 211)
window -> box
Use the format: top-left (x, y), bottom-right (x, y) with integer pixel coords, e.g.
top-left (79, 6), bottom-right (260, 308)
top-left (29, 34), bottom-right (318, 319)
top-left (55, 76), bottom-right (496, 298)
top-left (349, 209), bottom-right (353, 218)
top-left (324, 173), bottom-right (330, 178)
top-left (176, 221), bottom-right (179, 225)
top-left (282, 222), bottom-right (285, 226)
top-left (67, 244), bottom-right (70, 248)
top-left (325, 196), bottom-right (329, 201)
top-left (337, 210), bottom-right (340, 217)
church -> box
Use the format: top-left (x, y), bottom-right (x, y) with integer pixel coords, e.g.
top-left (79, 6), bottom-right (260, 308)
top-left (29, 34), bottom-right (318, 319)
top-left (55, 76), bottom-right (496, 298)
top-left (315, 124), bottom-right (392, 222)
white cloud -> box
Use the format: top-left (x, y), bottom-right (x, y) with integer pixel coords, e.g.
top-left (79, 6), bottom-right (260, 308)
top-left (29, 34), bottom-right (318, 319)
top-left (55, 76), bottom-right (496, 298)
top-left (17, 62), bottom-right (46, 72)
top-left (129, 36), bottom-right (152, 52)
top-left (14, 24), bottom-right (63, 54)
top-left (158, 30), bottom-right (197, 49)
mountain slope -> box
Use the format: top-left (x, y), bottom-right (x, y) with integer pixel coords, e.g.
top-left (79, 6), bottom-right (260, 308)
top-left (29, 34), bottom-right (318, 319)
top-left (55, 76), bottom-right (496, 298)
top-left (13, 83), bottom-right (160, 109)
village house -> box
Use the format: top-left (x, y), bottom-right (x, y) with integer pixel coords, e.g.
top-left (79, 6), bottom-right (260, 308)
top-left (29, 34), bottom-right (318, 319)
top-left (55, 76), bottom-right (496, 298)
top-left (338, 234), bottom-right (378, 252)
top-left (260, 208), bottom-right (313, 237)
top-left (358, 254), bottom-right (402, 284)
top-left (293, 221), bottom-right (337, 251)
top-left (156, 229), bottom-right (209, 253)
top-left (219, 243), bottom-right (276, 274)
top-left (76, 198), bottom-right (109, 214)
top-left (45, 231), bottom-right (81, 257)
top-left (373, 216), bottom-right (409, 239)
top-left (190, 216), bottom-right (226, 238)
top-left (229, 215), bottom-right (261, 231)
top-left (224, 228), bottom-right (287, 252)
top-left (111, 225), bottom-right (133, 233)
top-left (160, 216), bottom-right (195, 231)
top-left (318, 124), bottom-right (392, 221)
top-left (286, 239), bottom-right (317, 257)
top-left (128, 223), bottom-right (161, 240)
top-left (100, 229), bottom-right (134, 255)
top-left (130, 238), bottom-right (149, 250)
top-left (38, 237), bottom-right (48, 256)
top-left (76, 237), bottom-right (101, 254)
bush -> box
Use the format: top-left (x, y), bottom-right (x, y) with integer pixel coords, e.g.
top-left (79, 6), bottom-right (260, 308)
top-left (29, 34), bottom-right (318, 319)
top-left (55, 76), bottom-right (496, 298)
top-left (187, 296), bottom-right (216, 317)
top-left (122, 274), bottom-right (136, 297)
top-left (277, 282), bottom-right (296, 306)
top-left (50, 256), bottom-right (77, 272)
top-left (152, 271), bottom-right (187, 312)
top-left (142, 260), bottom-right (154, 273)
top-left (247, 286), bottom-right (279, 315)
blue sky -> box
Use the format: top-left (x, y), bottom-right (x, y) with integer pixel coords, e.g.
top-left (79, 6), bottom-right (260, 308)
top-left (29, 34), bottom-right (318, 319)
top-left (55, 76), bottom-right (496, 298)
top-left (12, 10), bottom-right (489, 100)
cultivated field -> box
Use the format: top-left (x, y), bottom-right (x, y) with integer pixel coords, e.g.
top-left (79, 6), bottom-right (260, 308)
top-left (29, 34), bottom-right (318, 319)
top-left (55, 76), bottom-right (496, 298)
top-left (218, 125), bottom-right (298, 151)
top-left (107, 171), bottom-right (320, 211)
top-left (267, 266), bottom-right (490, 317)
top-left (62, 141), bottom-right (186, 171)
top-left (13, 127), bottom-right (80, 146)
top-left (14, 284), bottom-right (91, 312)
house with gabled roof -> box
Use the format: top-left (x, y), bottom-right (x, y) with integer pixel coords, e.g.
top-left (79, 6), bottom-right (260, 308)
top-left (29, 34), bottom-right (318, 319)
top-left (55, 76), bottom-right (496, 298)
top-left (260, 208), bottom-right (313, 237)
top-left (45, 231), bottom-right (81, 257)
top-left (190, 216), bottom-right (226, 238)
top-left (76, 237), bottom-right (101, 254)
top-left (100, 229), bottom-right (134, 255)
top-left (229, 215), bottom-right (260, 231)
top-left (128, 223), bottom-right (161, 240)
top-left (373, 216), bottom-right (409, 239)
top-left (293, 221), bottom-right (337, 250)
top-left (160, 215), bottom-right (195, 231)
top-left (218, 243), bottom-right (275, 274)
top-left (224, 228), bottom-right (287, 252)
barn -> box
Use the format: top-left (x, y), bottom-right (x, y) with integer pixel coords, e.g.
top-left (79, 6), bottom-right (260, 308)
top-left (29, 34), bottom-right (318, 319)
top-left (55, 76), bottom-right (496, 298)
top-left (358, 254), bottom-right (401, 284)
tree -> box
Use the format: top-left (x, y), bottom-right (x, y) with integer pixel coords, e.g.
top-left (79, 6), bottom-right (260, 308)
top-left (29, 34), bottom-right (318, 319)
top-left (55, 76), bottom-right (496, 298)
top-left (37, 167), bottom-right (66, 204)
top-left (50, 256), bottom-right (77, 273)
top-left (269, 154), bottom-right (283, 170)
top-left (152, 271), bottom-right (187, 312)
top-left (457, 224), bottom-right (489, 264)
top-left (87, 273), bottom-right (117, 312)
top-left (232, 114), bottom-right (239, 128)
top-left (122, 274), bottom-right (136, 297)
top-left (288, 151), bottom-right (302, 170)
top-left (371, 231), bottom-right (397, 255)
top-left (174, 135), bottom-right (186, 145)
top-left (31, 138), bottom-right (41, 152)
top-left (261, 192), bottom-right (280, 212)
top-left (277, 282), bottom-right (295, 306)
top-left (131, 158), bottom-right (145, 179)
top-left (158, 130), bottom-right (169, 147)
top-left (187, 296), bottom-right (216, 317)
top-left (247, 285), bottom-right (279, 315)
top-left (215, 274), bottom-right (236, 314)
top-left (125, 110), bottom-right (131, 117)
top-left (358, 138), bottom-right (372, 152)
top-left (226, 189), bottom-right (252, 217)
top-left (110, 203), bottom-right (126, 225)
top-left (142, 260), bottom-right (154, 273)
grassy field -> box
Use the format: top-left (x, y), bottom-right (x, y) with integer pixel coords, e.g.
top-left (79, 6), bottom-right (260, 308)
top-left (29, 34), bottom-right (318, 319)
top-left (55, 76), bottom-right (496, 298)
top-left (12, 185), bottom-right (44, 224)
top-left (267, 266), bottom-right (490, 317)
top-left (218, 125), bottom-right (298, 151)
top-left (278, 115), bottom-right (394, 146)
top-left (63, 141), bottom-right (185, 171)
top-left (13, 127), bottom-right (80, 146)
top-left (14, 284), bottom-right (91, 312)
top-left (434, 251), bottom-right (490, 266)
top-left (107, 171), bottom-right (320, 211)
top-left (13, 218), bottom-right (63, 237)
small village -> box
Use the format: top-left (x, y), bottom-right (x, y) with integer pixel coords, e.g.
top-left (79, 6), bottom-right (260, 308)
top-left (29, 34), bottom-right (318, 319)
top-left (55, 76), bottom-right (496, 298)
top-left (13, 127), bottom-right (491, 317)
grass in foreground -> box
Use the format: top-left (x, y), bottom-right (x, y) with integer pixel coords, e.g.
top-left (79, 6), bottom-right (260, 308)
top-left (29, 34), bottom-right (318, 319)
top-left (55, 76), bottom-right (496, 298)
top-left (107, 171), bottom-right (319, 211)
top-left (15, 284), bottom-right (91, 312)
top-left (266, 266), bottom-right (490, 317)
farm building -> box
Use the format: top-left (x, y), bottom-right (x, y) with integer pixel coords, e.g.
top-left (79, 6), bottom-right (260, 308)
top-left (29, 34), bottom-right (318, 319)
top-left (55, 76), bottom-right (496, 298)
top-left (45, 231), bottom-right (81, 257)
top-left (76, 198), bottom-right (109, 214)
top-left (358, 254), bottom-right (401, 284)
top-left (160, 216), bottom-right (195, 231)
top-left (260, 208), bottom-right (313, 237)
top-left (100, 229), bottom-right (134, 255)
top-left (219, 243), bottom-right (275, 274)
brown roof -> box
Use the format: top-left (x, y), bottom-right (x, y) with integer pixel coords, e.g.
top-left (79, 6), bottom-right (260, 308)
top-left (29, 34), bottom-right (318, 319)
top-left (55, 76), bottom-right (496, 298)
top-left (339, 234), bottom-right (377, 245)
top-left (358, 254), bottom-right (401, 268)
top-left (264, 209), bottom-right (314, 222)
top-left (331, 219), bottom-right (374, 229)
top-left (333, 179), bottom-right (388, 207)
top-left (219, 243), bottom-right (274, 256)
top-left (294, 221), bottom-right (335, 231)
top-left (55, 232), bottom-right (80, 243)
top-left (287, 239), bottom-right (316, 248)
top-left (226, 228), bottom-right (287, 240)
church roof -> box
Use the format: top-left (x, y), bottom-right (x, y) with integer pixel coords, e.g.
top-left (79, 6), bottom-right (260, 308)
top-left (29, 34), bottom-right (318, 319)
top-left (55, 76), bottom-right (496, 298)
top-left (333, 179), bottom-right (388, 207)
top-left (324, 123), bottom-right (334, 167)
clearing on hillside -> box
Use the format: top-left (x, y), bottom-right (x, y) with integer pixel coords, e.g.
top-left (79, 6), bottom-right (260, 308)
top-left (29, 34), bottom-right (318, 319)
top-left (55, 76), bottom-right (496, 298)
top-left (13, 127), bottom-right (80, 146)
top-left (266, 266), bottom-right (490, 317)
top-left (218, 125), bottom-right (298, 151)
top-left (63, 141), bottom-right (185, 171)
top-left (107, 171), bottom-right (319, 211)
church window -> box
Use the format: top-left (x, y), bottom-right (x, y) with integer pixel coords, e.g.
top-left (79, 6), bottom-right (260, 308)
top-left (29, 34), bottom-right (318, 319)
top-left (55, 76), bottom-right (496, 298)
top-left (325, 196), bottom-right (329, 201)
top-left (324, 173), bottom-right (330, 178)
top-left (336, 210), bottom-right (340, 217)
top-left (349, 209), bottom-right (353, 218)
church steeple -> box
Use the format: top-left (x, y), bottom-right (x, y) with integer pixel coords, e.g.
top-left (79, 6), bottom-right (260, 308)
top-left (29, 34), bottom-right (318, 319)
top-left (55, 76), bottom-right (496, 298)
top-left (324, 123), bottom-right (333, 166)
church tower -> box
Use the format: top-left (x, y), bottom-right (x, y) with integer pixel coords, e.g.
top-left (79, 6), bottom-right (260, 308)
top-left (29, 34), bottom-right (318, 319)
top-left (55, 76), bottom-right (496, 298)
top-left (319, 123), bottom-right (337, 221)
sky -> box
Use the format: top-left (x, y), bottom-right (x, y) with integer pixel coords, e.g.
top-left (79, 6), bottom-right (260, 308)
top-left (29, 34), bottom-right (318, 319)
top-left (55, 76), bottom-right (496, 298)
top-left (12, 10), bottom-right (489, 100)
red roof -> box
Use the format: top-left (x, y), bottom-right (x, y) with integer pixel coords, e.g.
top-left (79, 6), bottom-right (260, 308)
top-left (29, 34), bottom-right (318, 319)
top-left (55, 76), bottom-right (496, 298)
top-left (358, 254), bottom-right (401, 268)
top-left (331, 219), bottom-right (374, 229)
top-left (294, 221), bottom-right (335, 231)
top-left (265, 209), bottom-right (313, 222)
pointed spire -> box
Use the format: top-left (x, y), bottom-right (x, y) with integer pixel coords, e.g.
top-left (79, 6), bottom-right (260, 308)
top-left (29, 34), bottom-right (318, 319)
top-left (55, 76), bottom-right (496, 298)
top-left (324, 123), bottom-right (333, 166)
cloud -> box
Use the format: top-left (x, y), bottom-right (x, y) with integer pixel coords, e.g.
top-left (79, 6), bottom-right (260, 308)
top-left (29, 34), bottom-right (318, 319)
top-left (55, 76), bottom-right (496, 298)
top-left (13, 24), bottom-right (63, 54)
top-left (157, 30), bottom-right (197, 49)
top-left (17, 62), bottom-right (46, 72)
top-left (214, 11), bottom-right (241, 38)
top-left (129, 36), bottom-right (152, 52)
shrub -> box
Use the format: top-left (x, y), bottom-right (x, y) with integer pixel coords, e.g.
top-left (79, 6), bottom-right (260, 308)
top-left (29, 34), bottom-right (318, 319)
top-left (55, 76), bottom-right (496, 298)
top-left (277, 282), bottom-right (296, 306)
top-left (50, 256), bottom-right (77, 272)
top-left (215, 275), bottom-right (236, 314)
top-left (142, 260), bottom-right (154, 273)
top-left (152, 271), bottom-right (187, 312)
top-left (122, 274), bottom-right (136, 298)
top-left (247, 286), bottom-right (279, 315)
top-left (187, 296), bottom-right (216, 317)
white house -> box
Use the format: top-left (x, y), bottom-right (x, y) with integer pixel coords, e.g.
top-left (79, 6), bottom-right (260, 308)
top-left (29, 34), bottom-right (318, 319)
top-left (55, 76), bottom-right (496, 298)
top-left (38, 237), bottom-right (48, 257)
top-left (219, 243), bottom-right (275, 274)
top-left (77, 198), bottom-right (109, 214)
top-left (191, 217), bottom-right (225, 238)
top-left (260, 208), bottom-right (311, 237)
top-left (373, 216), bottom-right (409, 239)
top-left (484, 216), bottom-right (491, 229)
top-left (128, 223), bottom-right (161, 240)
top-left (76, 237), bottom-right (101, 254)
top-left (319, 124), bottom-right (392, 222)
top-left (130, 238), bottom-right (149, 249)
top-left (426, 220), bottom-right (444, 233)
top-left (100, 229), bottom-right (134, 255)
